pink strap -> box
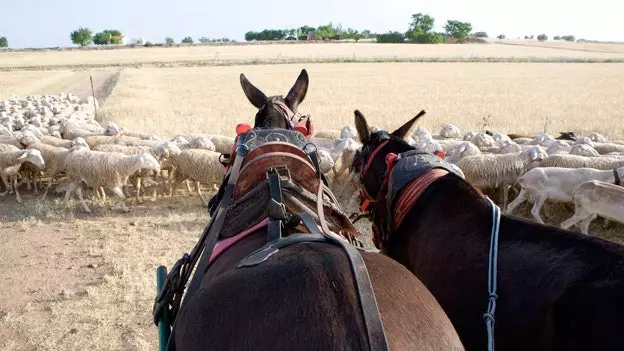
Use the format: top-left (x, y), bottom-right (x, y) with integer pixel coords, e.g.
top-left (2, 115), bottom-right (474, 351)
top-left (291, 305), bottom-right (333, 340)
top-left (208, 218), bottom-right (269, 265)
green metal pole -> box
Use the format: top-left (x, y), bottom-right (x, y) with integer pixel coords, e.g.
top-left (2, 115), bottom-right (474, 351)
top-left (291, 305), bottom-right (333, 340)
top-left (156, 266), bottom-right (170, 351)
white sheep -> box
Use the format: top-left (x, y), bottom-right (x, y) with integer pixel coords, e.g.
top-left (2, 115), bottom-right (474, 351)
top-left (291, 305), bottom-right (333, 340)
top-left (559, 180), bottom-right (624, 234)
top-left (546, 140), bottom-right (572, 155)
top-left (177, 136), bottom-right (216, 151)
top-left (340, 125), bottom-right (358, 140)
top-left (506, 166), bottom-right (624, 225)
top-left (438, 124), bottom-right (461, 139)
top-left (166, 149), bottom-right (224, 205)
top-left (316, 149), bottom-right (335, 174)
top-left (470, 132), bottom-right (496, 150)
top-left (61, 151), bottom-right (162, 213)
top-left (570, 144), bottom-right (600, 157)
top-left (592, 142), bottom-right (624, 155)
top-left (313, 129), bottom-right (341, 140)
top-left (585, 132), bottom-right (606, 143)
top-left (456, 145), bottom-right (548, 209)
top-left (92, 141), bottom-right (182, 202)
top-left (0, 149), bottom-right (46, 203)
top-left (536, 154), bottom-right (624, 170)
top-left (573, 137), bottom-right (594, 147)
top-left (206, 135), bottom-right (235, 154)
top-left (445, 141), bottom-right (481, 164)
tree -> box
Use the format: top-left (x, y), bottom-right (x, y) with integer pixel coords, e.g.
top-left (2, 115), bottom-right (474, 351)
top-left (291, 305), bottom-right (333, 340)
top-left (181, 36), bottom-right (193, 44)
top-left (408, 13), bottom-right (435, 34)
top-left (562, 35), bottom-right (576, 42)
top-left (297, 25), bottom-right (316, 40)
top-left (473, 32), bottom-right (488, 38)
top-left (165, 37), bottom-right (174, 45)
top-left (93, 29), bottom-right (122, 45)
top-left (405, 13), bottom-right (445, 43)
top-left (0, 36), bottom-right (7, 48)
top-left (70, 27), bottom-right (93, 47)
top-left (198, 37), bottom-right (211, 44)
top-left (444, 20), bottom-right (472, 43)
top-left (553, 35), bottom-right (561, 40)
top-left (537, 34), bottom-right (548, 41)
top-left (316, 24), bottom-right (337, 40)
top-left (497, 34), bottom-right (506, 39)
top-left (376, 31), bottom-right (405, 43)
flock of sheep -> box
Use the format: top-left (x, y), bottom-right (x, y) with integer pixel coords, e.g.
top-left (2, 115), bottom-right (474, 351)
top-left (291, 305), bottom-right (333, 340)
top-left (1, 92), bottom-right (624, 235)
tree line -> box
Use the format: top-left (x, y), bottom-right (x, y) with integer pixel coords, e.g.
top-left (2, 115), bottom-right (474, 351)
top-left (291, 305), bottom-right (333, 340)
top-left (0, 16), bottom-right (579, 49)
top-left (68, 27), bottom-right (234, 47)
top-left (243, 14), bottom-right (477, 44)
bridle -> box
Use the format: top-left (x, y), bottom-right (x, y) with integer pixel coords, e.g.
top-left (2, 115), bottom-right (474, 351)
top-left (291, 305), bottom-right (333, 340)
top-left (256, 99), bottom-right (314, 137)
top-left (357, 134), bottom-right (392, 216)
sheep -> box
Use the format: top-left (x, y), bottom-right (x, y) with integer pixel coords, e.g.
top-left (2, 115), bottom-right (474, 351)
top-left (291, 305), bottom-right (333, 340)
top-left (570, 144), bottom-right (600, 157)
top-left (470, 132), bottom-right (496, 150)
top-left (92, 142), bottom-right (182, 202)
top-left (22, 137), bottom-right (90, 199)
top-left (592, 142), bottom-right (624, 155)
top-left (559, 180), bottom-right (624, 234)
top-left (0, 125), bottom-right (12, 137)
top-left (506, 166), bottom-right (624, 225)
top-left (438, 124), bottom-right (461, 139)
top-left (546, 140), bottom-right (572, 155)
top-left (176, 136), bottom-right (216, 151)
top-left (340, 126), bottom-right (358, 140)
top-left (166, 149), bottom-right (224, 206)
top-left (529, 134), bottom-right (555, 147)
top-left (437, 139), bottom-right (467, 154)
top-left (455, 145), bottom-right (548, 210)
top-left (445, 141), bottom-right (481, 164)
top-left (0, 135), bottom-right (23, 149)
top-left (61, 151), bottom-right (162, 213)
top-left (536, 154), bottom-right (624, 170)
top-left (0, 149), bottom-right (46, 203)
top-left (205, 135), bottom-right (235, 154)
top-left (585, 132), bottom-right (606, 143)
top-left (39, 135), bottom-right (74, 148)
top-left (313, 129), bottom-right (341, 140)
top-left (316, 149), bottom-right (335, 174)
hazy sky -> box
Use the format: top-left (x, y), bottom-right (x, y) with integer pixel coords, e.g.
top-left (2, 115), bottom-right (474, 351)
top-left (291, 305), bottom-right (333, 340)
top-left (1, 0), bottom-right (622, 48)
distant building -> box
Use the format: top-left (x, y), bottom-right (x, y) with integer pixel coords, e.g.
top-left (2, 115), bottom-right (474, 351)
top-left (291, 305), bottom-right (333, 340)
top-left (307, 30), bottom-right (316, 41)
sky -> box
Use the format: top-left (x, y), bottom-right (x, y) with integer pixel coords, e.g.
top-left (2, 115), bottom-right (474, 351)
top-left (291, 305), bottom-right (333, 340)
top-left (1, 0), bottom-right (622, 48)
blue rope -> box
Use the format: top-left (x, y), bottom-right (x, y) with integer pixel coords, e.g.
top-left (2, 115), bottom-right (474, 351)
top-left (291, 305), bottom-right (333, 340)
top-left (483, 196), bottom-right (501, 351)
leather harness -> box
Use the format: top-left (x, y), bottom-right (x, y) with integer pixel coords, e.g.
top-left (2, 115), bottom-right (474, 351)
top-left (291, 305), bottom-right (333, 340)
top-left (154, 127), bottom-right (390, 351)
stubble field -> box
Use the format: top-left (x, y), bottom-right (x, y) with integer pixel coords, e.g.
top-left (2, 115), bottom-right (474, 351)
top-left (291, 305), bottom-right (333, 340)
top-left (1, 42), bottom-right (624, 350)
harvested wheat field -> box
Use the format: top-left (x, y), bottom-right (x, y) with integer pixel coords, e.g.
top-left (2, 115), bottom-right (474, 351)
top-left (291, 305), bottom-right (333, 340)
top-left (2, 46), bottom-right (624, 350)
top-left (101, 62), bottom-right (624, 140)
top-left (3, 42), bottom-right (624, 70)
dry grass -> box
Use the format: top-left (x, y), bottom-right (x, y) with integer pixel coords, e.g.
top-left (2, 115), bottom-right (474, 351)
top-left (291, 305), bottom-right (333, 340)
top-left (495, 39), bottom-right (624, 54)
top-left (101, 62), bottom-right (624, 140)
top-left (0, 69), bottom-right (118, 99)
top-left (3, 43), bottom-right (624, 70)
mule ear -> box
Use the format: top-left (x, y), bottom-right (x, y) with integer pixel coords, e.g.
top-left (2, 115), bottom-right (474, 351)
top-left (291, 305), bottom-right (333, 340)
top-left (354, 109), bottom-right (370, 143)
top-left (240, 73), bottom-right (267, 109)
top-left (285, 69), bottom-right (309, 112)
top-left (391, 110), bottom-right (426, 140)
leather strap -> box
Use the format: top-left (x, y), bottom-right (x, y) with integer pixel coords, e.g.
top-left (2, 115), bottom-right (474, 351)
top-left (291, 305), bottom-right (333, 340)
top-left (614, 169), bottom-right (621, 186)
top-left (266, 168), bottom-right (287, 242)
top-left (331, 237), bottom-right (389, 351)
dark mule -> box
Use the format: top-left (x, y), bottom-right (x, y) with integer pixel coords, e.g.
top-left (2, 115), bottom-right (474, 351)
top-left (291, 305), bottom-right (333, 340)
top-left (153, 73), bottom-right (464, 351)
top-left (240, 68), bottom-right (313, 133)
top-left (350, 109), bottom-right (624, 351)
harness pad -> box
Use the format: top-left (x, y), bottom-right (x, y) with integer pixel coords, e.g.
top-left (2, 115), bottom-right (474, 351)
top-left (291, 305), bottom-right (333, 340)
top-left (387, 151), bottom-right (464, 209)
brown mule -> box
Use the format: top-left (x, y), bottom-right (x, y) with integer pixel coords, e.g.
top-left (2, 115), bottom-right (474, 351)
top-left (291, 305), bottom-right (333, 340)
top-left (154, 71), bottom-right (464, 351)
top-left (351, 109), bottom-right (624, 351)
